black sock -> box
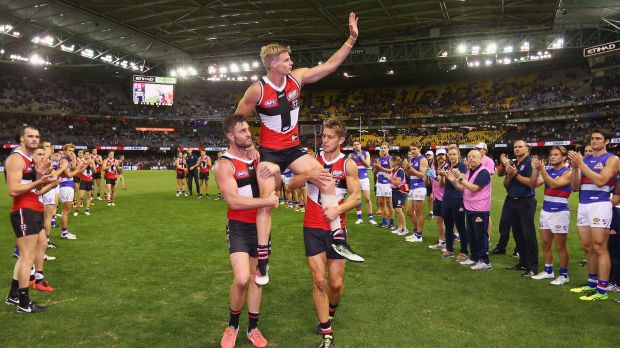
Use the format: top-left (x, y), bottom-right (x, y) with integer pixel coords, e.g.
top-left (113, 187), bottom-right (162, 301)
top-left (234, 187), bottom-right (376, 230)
top-left (18, 287), bottom-right (29, 307)
top-left (9, 279), bottom-right (18, 297)
top-left (248, 312), bottom-right (259, 332)
top-left (329, 303), bottom-right (338, 318)
top-left (319, 320), bottom-right (332, 335)
top-left (29, 274), bottom-right (35, 281)
top-left (229, 309), bottom-right (241, 329)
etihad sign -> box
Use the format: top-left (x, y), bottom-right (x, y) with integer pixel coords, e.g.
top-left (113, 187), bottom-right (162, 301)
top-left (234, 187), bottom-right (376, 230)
top-left (583, 40), bottom-right (620, 57)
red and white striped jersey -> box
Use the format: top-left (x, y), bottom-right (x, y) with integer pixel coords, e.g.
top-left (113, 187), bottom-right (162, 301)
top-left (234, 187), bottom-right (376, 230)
top-left (256, 75), bottom-right (301, 150)
top-left (10, 149), bottom-right (44, 213)
top-left (79, 158), bottom-right (93, 182)
top-left (221, 152), bottom-right (259, 224)
top-left (304, 152), bottom-right (349, 230)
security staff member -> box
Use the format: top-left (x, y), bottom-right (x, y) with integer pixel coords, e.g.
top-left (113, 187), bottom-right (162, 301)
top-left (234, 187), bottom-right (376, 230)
top-left (493, 140), bottom-right (538, 276)
top-left (185, 150), bottom-right (200, 196)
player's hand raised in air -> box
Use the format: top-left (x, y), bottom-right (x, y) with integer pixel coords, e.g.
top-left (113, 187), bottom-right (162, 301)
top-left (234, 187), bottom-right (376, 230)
top-left (349, 12), bottom-right (359, 39)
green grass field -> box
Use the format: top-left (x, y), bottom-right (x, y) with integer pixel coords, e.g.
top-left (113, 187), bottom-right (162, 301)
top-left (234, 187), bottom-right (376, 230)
top-left (0, 171), bottom-right (618, 347)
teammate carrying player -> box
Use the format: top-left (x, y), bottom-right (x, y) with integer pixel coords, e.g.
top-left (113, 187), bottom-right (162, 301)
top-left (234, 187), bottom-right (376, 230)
top-left (216, 114), bottom-right (278, 348)
top-left (286, 117), bottom-right (361, 348)
top-left (235, 12), bottom-right (361, 284)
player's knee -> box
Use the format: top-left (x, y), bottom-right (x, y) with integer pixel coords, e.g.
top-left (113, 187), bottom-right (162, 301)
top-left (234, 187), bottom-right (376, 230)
top-left (592, 241), bottom-right (607, 254)
top-left (313, 276), bottom-right (327, 293)
top-left (233, 274), bottom-right (250, 289)
top-left (329, 279), bottom-right (343, 294)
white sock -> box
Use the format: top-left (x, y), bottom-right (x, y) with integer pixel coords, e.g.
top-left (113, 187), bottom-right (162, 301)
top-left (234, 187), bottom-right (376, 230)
top-left (320, 194), bottom-right (341, 231)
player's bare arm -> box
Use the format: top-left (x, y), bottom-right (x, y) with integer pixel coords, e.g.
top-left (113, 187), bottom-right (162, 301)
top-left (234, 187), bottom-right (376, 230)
top-left (324, 160), bottom-right (361, 221)
top-left (291, 12), bottom-right (358, 85)
top-left (215, 160), bottom-right (278, 210)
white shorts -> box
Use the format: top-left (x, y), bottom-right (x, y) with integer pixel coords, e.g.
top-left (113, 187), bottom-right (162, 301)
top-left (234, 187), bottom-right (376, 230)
top-left (408, 187), bottom-right (427, 201)
top-left (539, 210), bottom-right (570, 234)
top-left (59, 186), bottom-right (75, 203)
top-left (359, 178), bottom-right (370, 191)
top-left (41, 187), bottom-right (59, 206)
top-left (577, 201), bottom-right (612, 228)
top-left (376, 183), bottom-right (392, 197)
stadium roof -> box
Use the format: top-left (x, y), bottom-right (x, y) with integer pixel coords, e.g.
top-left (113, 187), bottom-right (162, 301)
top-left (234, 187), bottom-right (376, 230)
top-left (0, 0), bottom-right (619, 69)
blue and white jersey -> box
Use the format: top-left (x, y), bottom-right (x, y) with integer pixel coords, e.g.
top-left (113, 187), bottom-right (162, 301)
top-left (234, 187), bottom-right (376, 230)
top-left (542, 166), bottom-right (571, 212)
top-left (282, 168), bottom-right (293, 179)
top-left (377, 155), bottom-right (391, 184)
top-left (351, 150), bottom-right (369, 179)
top-left (579, 152), bottom-right (616, 204)
top-left (409, 155), bottom-right (425, 189)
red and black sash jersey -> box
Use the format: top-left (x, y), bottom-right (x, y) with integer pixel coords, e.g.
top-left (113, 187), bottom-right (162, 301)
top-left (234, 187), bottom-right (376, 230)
top-left (175, 158), bottom-right (186, 174)
top-left (10, 150), bottom-right (44, 213)
top-left (256, 75), bottom-right (301, 150)
top-left (304, 152), bottom-right (349, 230)
top-left (104, 158), bottom-right (118, 179)
top-left (199, 157), bottom-right (211, 173)
top-left (221, 152), bottom-right (259, 224)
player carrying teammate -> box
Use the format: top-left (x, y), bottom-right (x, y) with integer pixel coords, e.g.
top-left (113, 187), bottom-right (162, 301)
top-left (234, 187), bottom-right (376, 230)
top-left (235, 12), bottom-right (361, 284)
top-left (568, 129), bottom-right (619, 301)
top-left (216, 114), bottom-right (278, 348)
top-left (286, 117), bottom-right (361, 348)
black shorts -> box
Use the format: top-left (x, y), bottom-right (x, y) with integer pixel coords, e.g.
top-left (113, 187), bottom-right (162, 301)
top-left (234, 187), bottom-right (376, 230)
top-left (259, 145), bottom-right (307, 173)
top-left (106, 178), bottom-right (117, 186)
top-left (303, 227), bottom-right (346, 259)
top-left (176, 172), bottom-right (186, 179)
top-left (10, 208), bottom-right (44, 238)
top-left (227, 220), bottom-right (271, 257)
top-left (392, 190), bottom-right (407, 209)
top-left (426, 185), bottom-right (433, 196)
top-left (93, 172), bottom-right (101, 179)
top-left (200, 172), bottom-right (210, 180)
top-left (73, 176), bottom-right (81, 183)
top-left (79, 181), bottom-right (94, 191)
top-left (433, 199), bottom-right (443, 217)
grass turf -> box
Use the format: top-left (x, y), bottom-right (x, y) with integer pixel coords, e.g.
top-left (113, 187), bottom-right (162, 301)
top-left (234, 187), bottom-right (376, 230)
top-left (0, 170), bottom-right (618, 347)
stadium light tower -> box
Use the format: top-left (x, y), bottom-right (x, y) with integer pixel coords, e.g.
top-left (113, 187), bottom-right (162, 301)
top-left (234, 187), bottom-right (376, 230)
top-left (457, 43), bottom-right (467, 54)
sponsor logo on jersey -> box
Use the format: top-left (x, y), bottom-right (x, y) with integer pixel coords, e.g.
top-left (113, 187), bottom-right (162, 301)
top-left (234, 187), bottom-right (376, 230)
top-left (593, 162), bottom-right (604, 170)
top-left (292, 134), bottom-right (298, 141)
top-left (292, 100), bottom-right (299, 109)
top-left (287, 90), bottom-right (298, 101)
top-left (593, 217), bottom-right (600, 224)
top-left (475, 217), bottom-right (483, 223)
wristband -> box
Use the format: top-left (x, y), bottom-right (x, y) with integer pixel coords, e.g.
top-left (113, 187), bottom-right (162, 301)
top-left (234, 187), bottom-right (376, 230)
top-left (344, 42), bottom-right (353, 48)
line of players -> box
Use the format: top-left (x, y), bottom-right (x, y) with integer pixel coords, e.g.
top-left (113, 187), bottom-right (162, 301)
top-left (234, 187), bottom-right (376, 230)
top-left (5, 128), bottom-right (122, 313)
top-left (174, 149), bottom-right (221, 199)
top-left (356, 130), bottom-right (620, 302)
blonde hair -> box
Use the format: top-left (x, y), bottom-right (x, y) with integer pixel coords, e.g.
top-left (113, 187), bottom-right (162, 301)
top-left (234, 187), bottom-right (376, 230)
top-left (62, 143), bottom-right (75, 151)
top-left (260, 44), bottom-right (291, 70)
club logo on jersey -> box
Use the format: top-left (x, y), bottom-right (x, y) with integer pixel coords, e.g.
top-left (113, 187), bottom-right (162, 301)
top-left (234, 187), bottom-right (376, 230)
top-left (263, 99), bottom-right (277, 107)
top-left (291, 134), bottom-right (298, 141)
top-left (236, 170), bottom-right (250, 178)
top-left (287, 90), bottom-right (298, 101)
